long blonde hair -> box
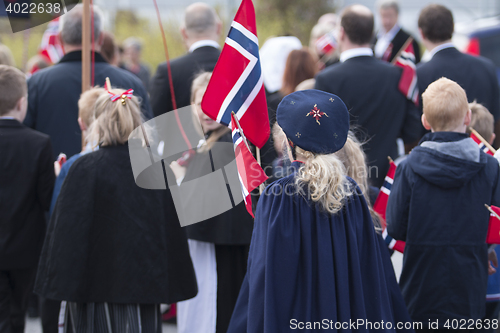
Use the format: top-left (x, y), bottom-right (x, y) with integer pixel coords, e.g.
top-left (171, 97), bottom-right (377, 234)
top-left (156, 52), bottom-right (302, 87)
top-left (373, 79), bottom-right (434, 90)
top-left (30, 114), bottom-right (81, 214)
top-left (335, 132), bottom-right (381, 228)
top-left (191, 72), bottom-right (230, 152)
top-left (87, 88), bottom-right (143, 147)
top-left (294, 146), bottom-right (353, 215)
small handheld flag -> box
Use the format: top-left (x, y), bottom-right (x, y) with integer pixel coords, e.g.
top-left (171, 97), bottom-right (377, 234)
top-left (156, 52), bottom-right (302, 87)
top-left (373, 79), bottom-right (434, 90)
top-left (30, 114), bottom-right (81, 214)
top-left (470, 128), bottom-right (496, 156)
top-left (373, 157), bottom-right (406, 253)
top-left (315, 31), bottom-right (337, 56)
top-left (392, 38), bottom-right (418, 105)
top-left (485, 204), bottom-right (500, 244)
top-left (201, 0), bottom-right (270, 149)
top-left (231, 113), bottom-right (268, 217)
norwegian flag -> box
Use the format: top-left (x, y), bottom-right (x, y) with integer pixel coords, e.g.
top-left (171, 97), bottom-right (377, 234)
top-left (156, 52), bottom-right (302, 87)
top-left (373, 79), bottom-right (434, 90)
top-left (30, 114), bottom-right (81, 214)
top-left (486, 205), bottom-right (500, 244)
top-left (393, 39), bottom-right (418, 105)
top-left (231, 113), bottom-right (268, 217)
top-left (373, 160), bottom-right (406, 253)
top-left (201, 0), bottom-right (270, 149)
top-left (470, 128), bottom-right (496, 156)
top-left (38, 18), bottom-right (64, 65)
top-left (315, 31), bottom-right (337, 56)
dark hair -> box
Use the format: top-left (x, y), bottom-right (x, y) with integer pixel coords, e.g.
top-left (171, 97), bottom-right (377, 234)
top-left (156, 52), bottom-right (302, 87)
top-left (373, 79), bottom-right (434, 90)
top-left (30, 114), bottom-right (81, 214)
top-left (341, 5), bottom-right (374, 45)
top-left (281, 48), bottom-right (318, 96)
top-left (101, 31), bottom-right (116, 63)
top-left (418, 4), bottom-right (454, 43)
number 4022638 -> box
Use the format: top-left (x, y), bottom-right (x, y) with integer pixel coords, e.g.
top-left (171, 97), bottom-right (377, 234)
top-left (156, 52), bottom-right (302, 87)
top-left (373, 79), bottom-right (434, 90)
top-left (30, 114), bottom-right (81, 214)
top-left (5, 2), bottom-right (61, 14)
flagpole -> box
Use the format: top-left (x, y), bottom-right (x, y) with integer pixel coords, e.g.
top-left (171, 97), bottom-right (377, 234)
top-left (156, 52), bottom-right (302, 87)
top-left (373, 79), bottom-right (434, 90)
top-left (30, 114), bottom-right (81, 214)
top-left (471, 128), bottom-right (497, 154)
top-left (81, 0), bottom-right (91, 93)
top-left (485, 204), bottom-right (500, 221)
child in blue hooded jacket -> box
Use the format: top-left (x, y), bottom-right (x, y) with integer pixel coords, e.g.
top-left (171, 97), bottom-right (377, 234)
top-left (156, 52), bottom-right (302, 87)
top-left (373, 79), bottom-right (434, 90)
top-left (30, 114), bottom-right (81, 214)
top-left (387, 78), bottom-right (500, 331)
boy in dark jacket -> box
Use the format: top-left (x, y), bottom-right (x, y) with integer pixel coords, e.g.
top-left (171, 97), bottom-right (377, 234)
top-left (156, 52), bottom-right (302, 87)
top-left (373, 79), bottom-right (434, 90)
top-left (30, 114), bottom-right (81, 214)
top-left (0, 65), bottom-right (55, 332)
top-left (387, 77), bottom-right (500, 331)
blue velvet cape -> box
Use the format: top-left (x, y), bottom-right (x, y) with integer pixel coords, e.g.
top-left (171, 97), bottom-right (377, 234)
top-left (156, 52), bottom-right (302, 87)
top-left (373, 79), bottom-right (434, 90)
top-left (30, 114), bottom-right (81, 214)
top-left (227, 162), bottom-right (413, 332)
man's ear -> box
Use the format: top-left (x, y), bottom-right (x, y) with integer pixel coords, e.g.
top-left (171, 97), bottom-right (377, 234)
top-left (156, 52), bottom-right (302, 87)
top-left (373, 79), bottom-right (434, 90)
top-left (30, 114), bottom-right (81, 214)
top-left (180, 26), bottom-right (189, 41)
top-left (421, 113), bottom-right (432, 130)
top-left (215, 20), bottom-right (222, 37)
top-left (78, 117), bottom-right (87, 132)
top-left (57, 32), bottom-right (66, 53)
top-left (464, 109), bottom-right (472, 127)
top-left (339, 26), bottom-right (346, 42)
top-left (97, 32), bottom-right (104, 47)
top-left (418, 28), bottom-right (425, 41)
top-left (490, 133), bottom-right (496, 146)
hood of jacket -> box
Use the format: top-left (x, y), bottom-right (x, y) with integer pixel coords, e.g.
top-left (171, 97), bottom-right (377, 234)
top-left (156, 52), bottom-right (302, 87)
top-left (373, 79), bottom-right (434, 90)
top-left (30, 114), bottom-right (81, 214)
top-left (407, 132), bottom-right (487, 188)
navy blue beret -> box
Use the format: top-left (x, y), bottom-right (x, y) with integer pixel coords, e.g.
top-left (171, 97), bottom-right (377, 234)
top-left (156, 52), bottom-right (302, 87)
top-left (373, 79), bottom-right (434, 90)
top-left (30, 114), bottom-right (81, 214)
top-left (277, 89), bottom-right (350, 154)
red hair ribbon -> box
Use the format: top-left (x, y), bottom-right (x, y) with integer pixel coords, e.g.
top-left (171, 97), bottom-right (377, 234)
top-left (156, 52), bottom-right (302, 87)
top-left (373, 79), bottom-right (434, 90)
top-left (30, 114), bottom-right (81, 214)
top-left (105, 79), bottom-right (134, 105)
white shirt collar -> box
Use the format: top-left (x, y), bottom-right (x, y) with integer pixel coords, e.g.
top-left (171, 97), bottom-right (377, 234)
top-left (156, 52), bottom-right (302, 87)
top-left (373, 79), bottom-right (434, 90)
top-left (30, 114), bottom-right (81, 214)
top-left (0, 116), bottom-right (16, 120)
top-left (189, 40), bottom-right (220, 53)
top-left (340, 47), bottom-right (374, 62)
top-left (428, 42), bottom-right (455, 59)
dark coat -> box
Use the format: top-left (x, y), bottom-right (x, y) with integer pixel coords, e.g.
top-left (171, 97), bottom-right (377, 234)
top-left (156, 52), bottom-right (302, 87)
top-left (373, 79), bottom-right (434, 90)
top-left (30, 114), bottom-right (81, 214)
top-left (35, 144), bottom-right (197, 304)
top-left (24, 52), bottom-right (153, 158)
top-left (183, 132), bottom-right (254, 245)
top-left (417, 47), bottom-right (500, 120)
top-left (373, 28), bottom-right (421, 64)
top-left (315, 55), bottom-right (422, 188)
top-left (228, 162), bottom-right (414, 333)
top-left (0, 119), bottom-right (55, 270)
top-left (150, 46), bottom-right (220, 117)
top-left (387, 132), bottom-right (500, 326)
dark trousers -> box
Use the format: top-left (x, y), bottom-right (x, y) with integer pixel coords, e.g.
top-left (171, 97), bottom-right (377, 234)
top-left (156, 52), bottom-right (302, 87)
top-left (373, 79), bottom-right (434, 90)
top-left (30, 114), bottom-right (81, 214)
top-left (0, 268), bottom-right (37, 333)
top-left (41, 298), bottom-right (61, 333)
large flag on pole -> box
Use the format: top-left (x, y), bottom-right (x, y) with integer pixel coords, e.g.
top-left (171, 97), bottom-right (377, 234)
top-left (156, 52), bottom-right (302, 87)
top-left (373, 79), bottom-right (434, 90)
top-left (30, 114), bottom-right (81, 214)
top-left (201, 0), bottom-right (270, 149)
top-left (393, 38), bottom-right (418, 105)
top-left (231, 113), bottom-right (268, 217)
top-left (373, 159), bottom-right (406, 253)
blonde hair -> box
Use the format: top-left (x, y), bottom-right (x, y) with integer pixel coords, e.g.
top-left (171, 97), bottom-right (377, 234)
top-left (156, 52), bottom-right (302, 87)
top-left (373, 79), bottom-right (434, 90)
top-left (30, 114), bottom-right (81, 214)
top-left (468, 101), bottom-right (494, 142)
top-left (78, 87), bottom-right (105, 128)
top-left (335, 132), bottom-right (381, 227)
top-left (0, 45), bottom-right (15, 67)
top-left (422, 77), bottom-right (468, 131)
top-left (294, 146), bottom-right (353, 215)
top-left (191, 71), bottom-right (229, 152)
top-left (87, 88), bottom-right (143, 147)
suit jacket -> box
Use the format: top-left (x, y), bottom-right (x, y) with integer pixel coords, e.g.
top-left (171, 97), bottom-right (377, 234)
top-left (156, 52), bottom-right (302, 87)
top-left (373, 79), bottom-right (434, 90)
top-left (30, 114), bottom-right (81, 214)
top-left (0, 119), bottom-right (55, 269)
top-left (373, 28), bottom-right (421, 64)
top-left (24, 51), bottom-right (153, 158)
top-left (417, 47), bottom-right (500, 120)
top-left (150, 46), bottom-right (220, 117)
top-left (315, 55), bottom-right (421, 188)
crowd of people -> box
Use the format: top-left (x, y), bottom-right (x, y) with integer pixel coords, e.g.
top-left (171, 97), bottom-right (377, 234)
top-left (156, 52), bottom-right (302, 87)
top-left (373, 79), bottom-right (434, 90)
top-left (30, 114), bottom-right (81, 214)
top-left (1, 0), bottom-right (500, 332)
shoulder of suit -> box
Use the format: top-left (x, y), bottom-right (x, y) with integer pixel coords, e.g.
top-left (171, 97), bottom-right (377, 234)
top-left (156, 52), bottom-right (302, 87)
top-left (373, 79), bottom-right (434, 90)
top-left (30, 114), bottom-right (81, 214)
top-left (17, 125), bottom-right (51, 143)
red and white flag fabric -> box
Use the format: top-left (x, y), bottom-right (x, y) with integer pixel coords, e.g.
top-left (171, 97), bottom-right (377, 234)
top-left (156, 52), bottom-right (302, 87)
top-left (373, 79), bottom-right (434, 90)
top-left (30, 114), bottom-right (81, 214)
top-left (486, 205), bottom-right (500, 244)
top-left (373, 160), bottom-right (406, 253)
top-left (470, 129), bottom-right (496, 156)
top-left (315, 31), bottom-right (337, 56)
top-left (231, 113), bottom-right (268, 217)
top-left (38, 18), bottom-right (64, 65)
top-left (394, 39), bottom-right (418, 105)
top-left (201, 0), bottom-right (270, 149)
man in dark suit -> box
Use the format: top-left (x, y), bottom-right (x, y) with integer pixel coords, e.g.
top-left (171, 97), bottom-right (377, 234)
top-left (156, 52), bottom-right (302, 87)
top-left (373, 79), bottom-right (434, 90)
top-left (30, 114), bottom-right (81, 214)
top-left (24, 4), bottom-right (152, 158)
top-left (315, 4), bottom-right (421, 188)
top-left (0, 65), bottom-right (55, 333)
top-left (417, 4), bottom-right (500, 147)
top-left (150, 2), bottom-right (221, 117)
top-left (373, 0), bottom-right (421, 64)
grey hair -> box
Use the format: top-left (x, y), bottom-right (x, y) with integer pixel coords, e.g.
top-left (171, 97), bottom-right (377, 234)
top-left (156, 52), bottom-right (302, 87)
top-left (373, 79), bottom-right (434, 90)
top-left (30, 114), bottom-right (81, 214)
top-left (123, 37), bottom-right (142, 52)
top-left (378, 0), bottom-right (399, 14)
top-left (59, 4), bottom-right (104, 46)
top-left (184, 2), bottom-right (220, 36)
